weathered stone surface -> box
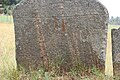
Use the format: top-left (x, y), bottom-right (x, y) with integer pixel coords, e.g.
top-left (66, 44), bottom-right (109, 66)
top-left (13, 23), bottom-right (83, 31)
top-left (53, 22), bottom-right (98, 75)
top-left (112, 28), bottom-right (120, 63)
top-left (13, 0), bottom-right (108, 71)
top-left (112, 28), bottom-right (120, 75)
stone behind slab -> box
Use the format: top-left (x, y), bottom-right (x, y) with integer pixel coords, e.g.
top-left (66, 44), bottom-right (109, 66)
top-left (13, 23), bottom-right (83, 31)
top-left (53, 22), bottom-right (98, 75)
top-left (112, 28), bottom-right (120, 63)
top-left (13, 0), bottom-right (108, 71)
top-left (112, 28), bottom-right (120, 75)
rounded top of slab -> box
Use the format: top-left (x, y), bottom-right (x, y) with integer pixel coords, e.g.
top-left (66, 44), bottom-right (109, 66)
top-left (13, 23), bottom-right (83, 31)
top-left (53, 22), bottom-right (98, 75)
top-left (13, 0), bottom-right (109, 18)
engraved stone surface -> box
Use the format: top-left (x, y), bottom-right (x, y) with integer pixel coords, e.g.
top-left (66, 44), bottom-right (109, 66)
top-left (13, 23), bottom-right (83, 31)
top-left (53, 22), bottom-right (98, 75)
top-left (13, 0), bottom-right (108, 71)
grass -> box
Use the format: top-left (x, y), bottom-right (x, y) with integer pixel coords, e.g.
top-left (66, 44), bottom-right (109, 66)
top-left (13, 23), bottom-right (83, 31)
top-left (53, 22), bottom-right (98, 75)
top-left (0, 15), bottom-right (120, 80)
top-left (0, 21), bottom-right (16, 80)
top-left (109, 25), bottom-right (120, 29)
top-left (0, 15), bottom-right (13, 23)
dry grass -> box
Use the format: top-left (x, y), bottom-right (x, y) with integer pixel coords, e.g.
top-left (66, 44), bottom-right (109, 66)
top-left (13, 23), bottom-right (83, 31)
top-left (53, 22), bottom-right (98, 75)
top-left (0, 23), bottom-right (17, 80)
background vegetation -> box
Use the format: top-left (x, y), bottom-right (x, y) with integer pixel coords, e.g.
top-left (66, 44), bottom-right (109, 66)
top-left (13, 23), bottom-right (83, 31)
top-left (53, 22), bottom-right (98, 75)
top-left (109, 16), bottom-right (120, 25)
top-left (1, 0), bottom-right (20, 15)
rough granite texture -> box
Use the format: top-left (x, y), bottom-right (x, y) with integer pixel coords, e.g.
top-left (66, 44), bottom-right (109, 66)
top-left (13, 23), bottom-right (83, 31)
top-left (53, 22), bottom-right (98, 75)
top-left (112, 28), bottom-right (120, 63)
top-left (112, 28), bottom-right (120, 75)
top-left (13, 0), bottom-right (108, 71)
